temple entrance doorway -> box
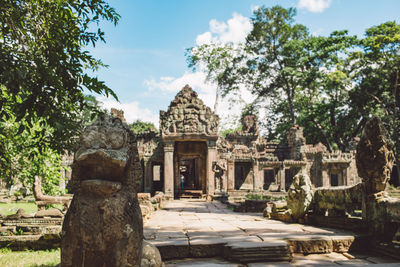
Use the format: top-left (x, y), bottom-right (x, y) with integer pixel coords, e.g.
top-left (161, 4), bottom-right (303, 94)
top-left (179, 158), bottom-right (198, 190)
top-left (174, 141), bottom-right (207, 198)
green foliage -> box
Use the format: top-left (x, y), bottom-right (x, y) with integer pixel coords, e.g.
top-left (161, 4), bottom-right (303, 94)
top-left (220, 126), bottom-right (242, 137)
top-left (15, 228), bottom-right (24, 235)
top-left (0, 89), bottom-right (66, 194)
top-left (0, 0), bottom-right (120, 154)
top-left (348, 21), bottom-right (400, 154)
top-left (129, 120), bottom-right (157, 133)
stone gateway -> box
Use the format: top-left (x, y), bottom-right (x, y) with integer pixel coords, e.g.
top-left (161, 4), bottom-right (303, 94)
top-left (61, 114), bottom-right (143, 267)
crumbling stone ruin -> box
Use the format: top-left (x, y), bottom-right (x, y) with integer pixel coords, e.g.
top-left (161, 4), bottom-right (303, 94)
top-left (266, 117), bottom-right (400, 247)
top-left (111, 107), bottom-right (127, 123)
top-left (61, 114), bottom-right (143, 267)
top-left (130, 85), bottom-right (361, 200)
top-left (356, 116), bottom-right (395, 194)
top-left (356, 116), bottom-right (399, 241)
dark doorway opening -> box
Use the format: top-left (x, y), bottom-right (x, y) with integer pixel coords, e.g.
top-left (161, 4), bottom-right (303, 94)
top-left (330, 173), bottom-right (339, 186)
top-left (174, 141), bottom-right (207, 198)
top-left (264, 169), bottom-right (275, 190)
top-left (235, 162), bottom-right (252, 190)
top-left (285, 169), bottom-right (293, 191)
top-left (179, 158), bottom-right (198, 190)
top-left (389, 164), bottom-right (399, 187)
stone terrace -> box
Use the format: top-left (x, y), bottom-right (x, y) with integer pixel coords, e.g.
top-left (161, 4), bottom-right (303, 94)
top-left (145, 200), bottom-right (400, 266)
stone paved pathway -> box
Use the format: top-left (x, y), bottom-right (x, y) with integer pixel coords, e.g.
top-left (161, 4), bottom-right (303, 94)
top-left (144, 200), bottom-right (400, 266)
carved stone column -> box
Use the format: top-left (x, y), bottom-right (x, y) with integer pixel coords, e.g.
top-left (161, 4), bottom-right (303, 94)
top-left (227, 160), bottom-right (235, 192)
top-left (163, 142), bottom-right (174, 199)
top-left (321, 167), bottom-right (330, 187)
top-left (207, 140), bottom-right (217, 196)
top-left (253, 161), bottom-right (263, 191)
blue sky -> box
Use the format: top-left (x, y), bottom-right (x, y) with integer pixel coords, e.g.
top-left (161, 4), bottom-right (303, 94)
top-left (88, 0), bottom-right (400, 127)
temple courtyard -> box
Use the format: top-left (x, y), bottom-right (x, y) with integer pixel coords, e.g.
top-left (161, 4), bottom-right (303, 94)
top-left (144, 200), bottom-right (400, 266)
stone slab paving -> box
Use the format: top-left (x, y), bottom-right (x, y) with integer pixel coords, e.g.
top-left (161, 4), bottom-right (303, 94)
top-left (145, 200), bottom-right (400, 266)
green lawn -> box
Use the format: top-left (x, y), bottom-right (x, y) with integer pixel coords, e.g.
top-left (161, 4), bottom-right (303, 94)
top-left (0, 202), bottom-right (38, 216)
top-left (0, 248), bottom-right (60, 267)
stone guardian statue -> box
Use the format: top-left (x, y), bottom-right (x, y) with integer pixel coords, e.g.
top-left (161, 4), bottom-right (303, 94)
top-left (61, 114), bottom-right (143, 267)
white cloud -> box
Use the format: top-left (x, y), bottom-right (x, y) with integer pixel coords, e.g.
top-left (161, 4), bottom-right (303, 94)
top-left (298, 0), bottom-right (332, 13)
top-left (210, 19), bottom-right (227, 35)
top-left (195, 32), bottom-right (213, 46)
top-left (142, 12), bottom-right (255, 130)
top-left (144, 72), bottom-right (214, 99)
top-left (195, 12), bottom-right (252, 45)
top-left (97, 97), bottom-right (159, 126)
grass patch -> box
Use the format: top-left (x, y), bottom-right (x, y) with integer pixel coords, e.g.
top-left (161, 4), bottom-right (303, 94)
top-left (0, 248), bottom-right (60, 267)
top-left (0, 202), bottom-right (64, 216)
top-left (0, 202), bottom-right (38, 216)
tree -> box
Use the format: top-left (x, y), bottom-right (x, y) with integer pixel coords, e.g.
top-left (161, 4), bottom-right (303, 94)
top-left (0, 0), bottom-right (120, 154)
top-left (187, 6), bottom-right (356, 150)
top-left (0, 87), bottom-right (66, 194)
top-left (349, 21), bottom-right (400, 155)
top-left (187, 43), bottom-right (238, 112)
top-left (129, 120), bottom-right (157, 134)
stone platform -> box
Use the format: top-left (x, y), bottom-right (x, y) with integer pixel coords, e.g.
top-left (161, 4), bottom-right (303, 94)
top-left (144, 200), bottom-right (397, 265)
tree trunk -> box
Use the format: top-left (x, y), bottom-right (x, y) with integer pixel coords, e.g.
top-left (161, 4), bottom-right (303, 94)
top-left (396, 159), bottom-right (400, 187)
top-left (287, 91), bottom-right (296, 124)
top-left (214, 84), bottom-right (220, 113)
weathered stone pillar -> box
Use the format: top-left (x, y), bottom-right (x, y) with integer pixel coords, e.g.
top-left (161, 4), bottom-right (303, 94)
top-left (253, 161), bottom-right (263, 191)
top-left (207, 140), bottom-right (217, 196)
top-left (163, 142), bottom-right (174, 198)
top-left (279, 165), bottom-right (285, 192)
top-left (322, 168), bottom-right (330, 187)
top-left (227, 160), bottom-right (235, 191)
top-left (356, 117), bottom-right (395, 240)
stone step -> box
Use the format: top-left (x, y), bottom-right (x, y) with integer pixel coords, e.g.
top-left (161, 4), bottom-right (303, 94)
top-left (178, 190), bottom-right (203, 199)
top-left (224, 241), bottom-right (292, 263)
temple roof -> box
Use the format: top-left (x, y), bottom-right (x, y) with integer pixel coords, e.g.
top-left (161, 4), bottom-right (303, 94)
top-left (160, 85), bottom-right (219, 138)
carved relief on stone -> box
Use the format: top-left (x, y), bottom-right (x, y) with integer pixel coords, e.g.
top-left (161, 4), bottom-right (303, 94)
top-left (212, 160), bottom-right (227, 191)
top-left (287, 171), bottom-right (314, 221)
top-left (111, 108), bottom-right (127, 123)
top-left (160, 85), bottom-right (219, 136)
top-left (217, 137), bottom-right (232, 153)
top-left (241, 114), bottom-right (259, 134)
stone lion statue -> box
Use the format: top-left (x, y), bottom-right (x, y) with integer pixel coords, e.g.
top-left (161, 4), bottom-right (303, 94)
top-left (61, 114), bottom-right (143, 267)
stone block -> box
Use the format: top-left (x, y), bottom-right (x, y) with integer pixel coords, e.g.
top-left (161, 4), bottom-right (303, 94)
top-left (286, 235), bottom-right (333, 254)
top-left (149, 239), bottom-right (190, 260)
top-left (189, 238), bottom-right (226, 257)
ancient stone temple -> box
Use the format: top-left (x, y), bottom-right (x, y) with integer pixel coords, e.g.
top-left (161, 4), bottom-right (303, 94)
top-left (134, 85), bottom-right (362, 199)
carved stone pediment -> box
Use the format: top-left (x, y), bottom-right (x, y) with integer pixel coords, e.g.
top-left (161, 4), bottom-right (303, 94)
top-left (160, 85), bottom-right (219, 137)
